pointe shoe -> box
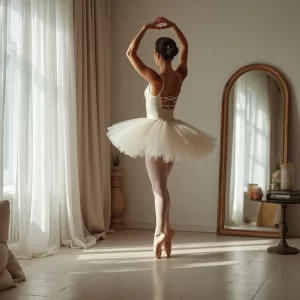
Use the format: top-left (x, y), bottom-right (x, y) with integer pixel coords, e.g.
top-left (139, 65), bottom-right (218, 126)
top-left (164, 229), bottom-right (175, 258)
top-left (154, 232), bottom-right (166, 259)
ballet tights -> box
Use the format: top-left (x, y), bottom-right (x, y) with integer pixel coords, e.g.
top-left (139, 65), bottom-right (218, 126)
top-left (145, 158), bottom-right (174, 258)
top-left (145, 158), bottom-right (173, 233)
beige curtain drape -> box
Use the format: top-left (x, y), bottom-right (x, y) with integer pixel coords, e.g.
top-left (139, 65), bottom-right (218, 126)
top-left (257, 76), bottom-right (280, 228)
top-left (73, 0), bottom-right (111, 234)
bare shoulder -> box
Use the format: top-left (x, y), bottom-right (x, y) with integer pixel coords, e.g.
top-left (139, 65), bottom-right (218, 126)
top-left (148, 75), bottom-right (164, 96)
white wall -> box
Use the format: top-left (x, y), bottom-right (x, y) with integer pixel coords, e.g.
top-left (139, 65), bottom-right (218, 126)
top-left (111, 0), bottom-right (300, 235)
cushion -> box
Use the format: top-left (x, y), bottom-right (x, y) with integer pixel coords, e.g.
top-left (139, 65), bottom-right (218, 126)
top-left (0, 243), bottom-right (8, 273)
top-left (0, 243), bottom-right (15, 292)
top-left (7, 249), bottom-right (26, 283)
top-left (0, 269), bottom-right (15, 291)
top-left (0, 200), bottom-right (10, 244)
top-left (0, 200), bottom-right (25, 292)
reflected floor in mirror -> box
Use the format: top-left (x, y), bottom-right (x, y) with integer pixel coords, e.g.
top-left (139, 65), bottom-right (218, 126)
top-left (2, 229), bottom-right (300, 300)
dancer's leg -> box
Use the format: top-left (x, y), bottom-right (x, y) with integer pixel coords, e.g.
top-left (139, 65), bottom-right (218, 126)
top-left (165, 162), bottom-right (174, 230)
top-left (145, 158), bottom-right (168, 258)
top-left (164, 162), bottom-right (175, 257)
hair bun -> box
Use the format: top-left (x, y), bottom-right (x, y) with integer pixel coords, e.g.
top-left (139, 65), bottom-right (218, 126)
top-left (166, 45), bottom-right (179, 57)
top-left (155, 37), bottom-right (178, 61)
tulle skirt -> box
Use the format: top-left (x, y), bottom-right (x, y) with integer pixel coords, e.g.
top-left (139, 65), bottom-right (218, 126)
top-left (107, 118), bottom-right (216, 163)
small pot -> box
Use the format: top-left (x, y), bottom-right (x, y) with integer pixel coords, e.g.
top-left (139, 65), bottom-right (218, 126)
top-left (254, 187), bottom-right (264, 200)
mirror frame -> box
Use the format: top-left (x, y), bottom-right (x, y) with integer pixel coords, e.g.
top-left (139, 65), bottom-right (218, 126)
top-left (217, 63), bottom-right (289, 238)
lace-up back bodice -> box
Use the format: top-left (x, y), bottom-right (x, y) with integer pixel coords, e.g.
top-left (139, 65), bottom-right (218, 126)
top-left (144, 74), bottom-right (181, 121)
top-left (160, 96), bottom-right (178, 110)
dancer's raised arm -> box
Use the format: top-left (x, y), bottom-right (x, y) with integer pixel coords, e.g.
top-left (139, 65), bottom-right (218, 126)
top-left (126, 19), bottom-right (161, 84)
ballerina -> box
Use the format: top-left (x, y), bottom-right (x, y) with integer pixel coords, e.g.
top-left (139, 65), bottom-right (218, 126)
top-left (107, 17), bottom-right (216, 259)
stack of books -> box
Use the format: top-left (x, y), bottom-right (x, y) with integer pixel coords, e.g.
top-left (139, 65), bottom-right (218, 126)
top-left (267, 190), bottom-right (300, 201)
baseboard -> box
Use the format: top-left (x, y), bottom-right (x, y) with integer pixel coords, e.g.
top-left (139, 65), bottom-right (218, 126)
top-left (124, 222), bottom-right (216, 233)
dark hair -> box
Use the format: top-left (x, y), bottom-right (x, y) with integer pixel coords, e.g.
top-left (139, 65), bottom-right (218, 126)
top-left (155, 37), bottom-right (179, 61)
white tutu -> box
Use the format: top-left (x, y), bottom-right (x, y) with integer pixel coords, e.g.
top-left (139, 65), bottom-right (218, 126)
top-left (107, 80), bottom-right (216, 163)
top-left (107, 117), bottom-right (216, 163)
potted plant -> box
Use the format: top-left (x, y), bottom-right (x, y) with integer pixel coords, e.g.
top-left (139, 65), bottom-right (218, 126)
top-left (112, 149), bottom-right (124, 171)
top-left (111, 148), bottom-right (126, 231)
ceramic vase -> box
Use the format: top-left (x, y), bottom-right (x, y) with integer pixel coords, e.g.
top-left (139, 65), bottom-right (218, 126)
top-left (272, 170), bottom-right (281, 190)
top-left (281, 163), bottom-right (294, 191)
top-left (111, 166), bottom-right (126, 230)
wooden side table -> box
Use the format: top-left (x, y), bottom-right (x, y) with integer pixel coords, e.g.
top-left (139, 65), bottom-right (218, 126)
top-left (250, 198), bottom-right (300, 255)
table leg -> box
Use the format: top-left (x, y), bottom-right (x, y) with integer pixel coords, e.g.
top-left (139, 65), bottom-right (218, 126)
top-left (267, 204), bottom-right (299, 255)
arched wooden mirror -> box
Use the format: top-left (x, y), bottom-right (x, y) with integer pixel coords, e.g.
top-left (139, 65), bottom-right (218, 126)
top-left (217, 64), bottom-right (289, 237)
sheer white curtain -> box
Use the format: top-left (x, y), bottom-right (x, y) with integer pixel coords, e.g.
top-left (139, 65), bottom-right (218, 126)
top-left (3, 0), bottom-right (97, 258)
top-left (0, 0), bottom-right (8, 203)
top-left (228, 72), bottom-right (271, 225)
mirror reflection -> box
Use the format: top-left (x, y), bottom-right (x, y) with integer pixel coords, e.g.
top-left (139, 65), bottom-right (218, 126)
top-left (225, 70), bottom-right (283, 232)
